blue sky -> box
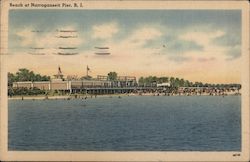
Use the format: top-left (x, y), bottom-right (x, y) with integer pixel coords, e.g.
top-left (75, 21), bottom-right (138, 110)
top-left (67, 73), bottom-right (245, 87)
top-left (7, 9), bottom-right (242, 83)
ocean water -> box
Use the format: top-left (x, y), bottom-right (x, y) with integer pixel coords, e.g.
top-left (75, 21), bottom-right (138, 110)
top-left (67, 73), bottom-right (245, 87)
top-left (8, 96), bottom-right (241, 151)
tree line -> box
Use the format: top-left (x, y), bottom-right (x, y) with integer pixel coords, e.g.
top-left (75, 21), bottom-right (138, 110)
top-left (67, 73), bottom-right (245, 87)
top-left (138, 76), bottom-right (241, 88)
top-left (8, 68), bottom-right (50, 87)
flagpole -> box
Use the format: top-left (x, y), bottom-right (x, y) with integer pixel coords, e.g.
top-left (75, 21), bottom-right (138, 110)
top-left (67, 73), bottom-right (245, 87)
top-left (86, 66), bottom-right (88, 77)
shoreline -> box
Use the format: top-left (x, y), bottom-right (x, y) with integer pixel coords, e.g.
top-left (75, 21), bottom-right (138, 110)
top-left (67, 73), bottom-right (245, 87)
top-left (8, 92), bottom-right (241, 100)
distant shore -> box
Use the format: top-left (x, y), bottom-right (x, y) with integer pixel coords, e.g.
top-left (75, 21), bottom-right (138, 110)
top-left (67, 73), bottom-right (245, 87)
top-left (8, 91), bottom-right (241, 100)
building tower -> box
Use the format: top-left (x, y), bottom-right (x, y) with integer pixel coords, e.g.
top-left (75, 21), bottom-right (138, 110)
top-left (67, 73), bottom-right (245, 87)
top-left (86, 65), bottom-right (90, 77)
top-left (53, 66), bottom-right (64, 80)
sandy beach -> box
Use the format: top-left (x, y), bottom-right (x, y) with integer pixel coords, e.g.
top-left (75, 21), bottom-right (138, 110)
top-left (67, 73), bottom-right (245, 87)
top-left (8, 91), bottom-right (241, 100)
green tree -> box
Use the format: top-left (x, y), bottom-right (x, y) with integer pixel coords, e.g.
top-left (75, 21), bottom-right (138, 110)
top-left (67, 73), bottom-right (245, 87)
top-left (174, 78), bottom-right (180, 87)
top-left (170, 77), bottom-right (175, 87)
top-left (138, 77), bottom-right (145, 86)
top-left (184, 80), bottom-right (190, 87)
top-left (160, 77), bottom-right (169, 83)
top-left (8, 68), bottom-right (50, 86)
top-left (15, 68), bottom-right (31, 81)
top-left (107, 72), bottom-right (118, 81)
top-left (8, 72), bottom-right (16, 86)
top-left (179, 78), bottom-right (185, 87)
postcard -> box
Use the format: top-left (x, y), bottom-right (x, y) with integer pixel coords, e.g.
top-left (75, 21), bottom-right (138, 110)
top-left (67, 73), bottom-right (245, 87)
top-left (0, 0), bottom-right (249, 161)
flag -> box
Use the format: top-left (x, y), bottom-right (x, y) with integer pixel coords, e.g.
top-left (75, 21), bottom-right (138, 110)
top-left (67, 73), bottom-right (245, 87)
top-left (87, 65), bottom-right (90, 71)
top-left (58, 66), bottom-right (62, 73)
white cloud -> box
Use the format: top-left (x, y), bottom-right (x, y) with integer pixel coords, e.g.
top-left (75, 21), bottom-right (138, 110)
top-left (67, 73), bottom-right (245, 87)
top-left (128, 27), bottom-right (162, 46)
top-left (131, 27), bottom-right (162, 41)
top-left (15, 25), bottom-right (84, 54)
top-left (180, 30), bottom-right (225, 47)
top-left (16, 27), bottom-right (36, 46)
top-left (87, 25), bottom-right (163, 63)
top-left (92, 22), bottom-right (119, 39)
top-left (176, 30), bottom-right (230, 61)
